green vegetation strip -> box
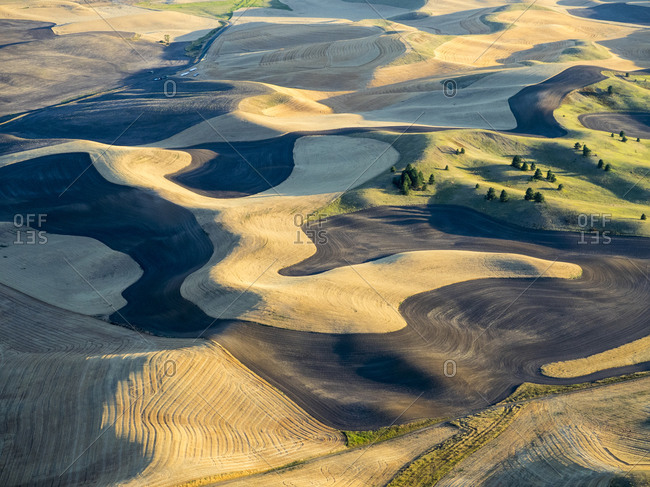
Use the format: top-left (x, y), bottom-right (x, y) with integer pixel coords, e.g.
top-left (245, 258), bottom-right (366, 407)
top-left (137, 0), bottom-right (291, 20)
top-left (501, 371), bottom-right (650, 404)
top-left (387, 405), bottom-right (524, 487)
top-left (343, 418), bottom-right (445, 448)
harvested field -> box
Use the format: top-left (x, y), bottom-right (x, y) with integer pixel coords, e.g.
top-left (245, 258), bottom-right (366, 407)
top-left (0, 284), bottom-right (343, 487)
top-left (212, 204), bottom-right (650, 429)
top-left (579, 111), bottom-right (650, 139)
top-left (0, 152), bottom-right (215, 335)
top-left (437, 377), bottom-right (650, 486)
top-left (218, 422), bottom-right (456, 487)
top-left (167, 135), bottom-right (298, 198)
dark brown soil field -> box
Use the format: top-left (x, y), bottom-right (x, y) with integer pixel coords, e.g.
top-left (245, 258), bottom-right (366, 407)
top-left (211, 205), bottom-right (650, 429)
top-left (0, 19), bottom-right (192, 118)
top-left (569, 2), bottom-right (650, 26)
top-left (1, 80), bottom-right (264, 146)
top-left (168, 135), bottom-right (299, 198)
top-left (579, 111), bottom-right (650, 139)
top-left (508, 65), bottom-right (606, 137)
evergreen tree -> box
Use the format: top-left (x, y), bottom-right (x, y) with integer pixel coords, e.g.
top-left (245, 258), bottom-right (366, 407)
top-left (622, 135), bottom-right (628, 143)
top-left (521, 162), bottom-right (529, 171)
top-left (530, 162), bottom-right (537, 171)
top-left (558, 183), bottom-right (564, 191)
top-left (534, 192), bottom-right (545, 203)
top-left (475, 183), bottom-right (480, 189)
top-left (500, 190), bottom-right (509, 202)
top-left (445, 165), bottom-right (449, 170)
top-left (620, 130), bottom-right (625, 138)
top-left (574, 142), bottom-right (581, 150)
top-left (511, 155), bottom-right (522, 168)
top-left (525, 187), bottom-right (534, 201)
top-left (534, 168), bottom-right (544, 180)
top-left (460, 148), bottom-right (465, 154)
top-left (582, 145), bottom-right (591, 157)
top-left (429, 174), bottom-right (435, 184)
top-left (607, 85), bottom-right (614, 95)
top-left (597, 159), bottom-right (604, 169)
top-left (486, 187), bottom-right (497, 200)
top-left (642, 214), bottom-right (647, 220)
top-left (637, 138), bottom-right (641, 142)
top-left (611, 133), bottom-right (615, 138)
top-left (390, 166), bottom-right (396, 173)
top-left (604, 164), bottom-right (612, 172)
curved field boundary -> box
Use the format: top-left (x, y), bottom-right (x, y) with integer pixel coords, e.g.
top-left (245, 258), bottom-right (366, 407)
top-left (0, 152), bottom-right (216, 335)
top-left (579, 111), bottom-right (650, 139)
top-left (167, 135), bottom-right (298, 198)
top-left (212, 205), bottom-right (650, 429)
top-left (507, 65), bottom-right (606, 137)
top-left (569, 2), bottom-right (650, 26)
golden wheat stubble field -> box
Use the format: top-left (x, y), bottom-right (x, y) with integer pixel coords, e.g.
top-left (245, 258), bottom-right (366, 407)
top-left (0, 0), bottom-right (649, 485)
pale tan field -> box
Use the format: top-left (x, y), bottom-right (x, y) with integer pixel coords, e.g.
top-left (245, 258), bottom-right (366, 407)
top-left (542, 336), bottom-right (650, 379)
top-left (0, 283), bottom-right (343, 487)
top-left (436, 378), bottom-right (650, 486)
top-left (218, 422), bottom-right (457, 487)
top-left (0, 138), bottom-right (580, 333)
top-left (1, 0), bottom-right (649, 485)
top-left (0, 222), bottom-right (142, 315)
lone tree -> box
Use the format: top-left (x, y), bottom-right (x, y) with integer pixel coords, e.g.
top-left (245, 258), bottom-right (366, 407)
top-left (583, 145), bottom-right (592, 157)
top-left (611, 133), bottom-right (615, 138)
top-left (622, 135), bottom-right (628, 143)
top-left (429, 174), bottom-right (435, 184)
top-left (637, 138), bottom-right (641, 142)
top-left (521, 162), bottom-right (529, 171)
top-left (512, 155), bottom-right (522, 168)
top-left (533, 168), bottom-right (544, 180)
top-left (534, 191), bottom-right (545, 203)
top-left (445, 165), bottom-right (449, 170)
top-left (642, 213), bottom-right (647, 220)
top-left (604, 163), bottom-right (612, 172)
top-left (524, 187), bottom-right (535, 201)
top-left (607, 85), bottom-right (614, 95)
top-left (574, 142), bottom-right (582, 150)
top-left (598, 159), bottom-right (604, 169)
top-left (620, 130), bottom-right (625, 138)
top-left (500, 189), bottom-right (509, 202)
top-left (486, 187), bottom-right (497, 200)
top-left (530, 162), bottom-right (537, 171)
top-left (475, 183), bottom-right (480, 189)
top-left (460, 148), bottom-right (465, 154)
top-left (558, 183), bottom-right (564, 191)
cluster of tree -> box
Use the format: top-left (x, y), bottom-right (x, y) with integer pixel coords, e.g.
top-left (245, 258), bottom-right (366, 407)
top-left (610, 131), bottom-right (635, 142)
top-left (455, 148), bottom-right (466, 155)
top-left (485, 187), bottom-right (509, 202)
top-left (524, 187), bottom-right (545, 203)
top-left (597, 159), bottom-right (612, 172)
top-left (511, 155), bottom-right (537, 171)
top-left (393, 164), bottom-right (434, 195)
